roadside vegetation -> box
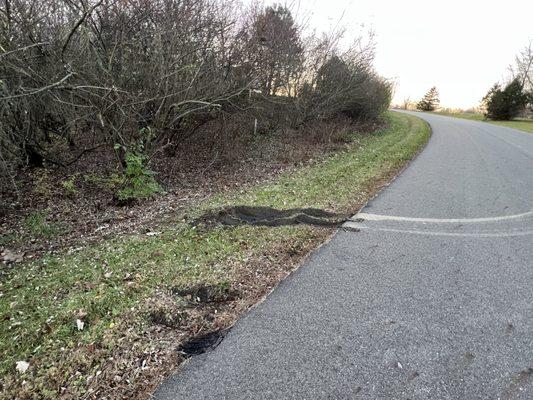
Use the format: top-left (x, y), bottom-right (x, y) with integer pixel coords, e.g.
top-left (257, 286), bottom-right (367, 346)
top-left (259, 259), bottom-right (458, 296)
top-left (0, 0), bottom-right (431, 399)
top-left (0, 111), bottom-right (430, 399)
top-left (431, 110), bottom-right (533, 133)
top-left (0, 0), bottom-right (394, 252)
top-left (0, 0), bottom-right (391, 199)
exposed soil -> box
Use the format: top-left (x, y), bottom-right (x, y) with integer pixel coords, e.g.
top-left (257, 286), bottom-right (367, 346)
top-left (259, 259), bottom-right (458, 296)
top-left (178, 329), bottom-right (230, 357)
top-left (172, 284), bottom-right (238, 304)
top-left (194, 205), bottom-right (350, 228)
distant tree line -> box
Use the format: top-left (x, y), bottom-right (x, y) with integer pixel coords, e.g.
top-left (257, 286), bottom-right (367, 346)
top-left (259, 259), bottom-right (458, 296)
top-left (410, 44), bottom-right (533, 119)
top-left (0, 0), bottom-right (392, 188)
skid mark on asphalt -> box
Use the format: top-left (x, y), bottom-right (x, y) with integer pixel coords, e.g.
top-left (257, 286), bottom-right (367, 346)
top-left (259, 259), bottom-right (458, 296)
top-left (350, 226), bottom-right (533, 238)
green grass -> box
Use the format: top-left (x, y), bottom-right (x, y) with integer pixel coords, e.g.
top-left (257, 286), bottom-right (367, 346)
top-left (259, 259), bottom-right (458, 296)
top-left (24, 211), bottom-right (63, 237)
top-left (489, 119), bottom-right (533, 133)
top-left (0, 111), bottom-right (430, 399)
top-left (433, 111), bottom-right (533, 133)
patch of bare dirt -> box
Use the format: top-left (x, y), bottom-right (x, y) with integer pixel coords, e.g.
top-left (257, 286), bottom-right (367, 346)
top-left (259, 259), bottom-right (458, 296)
top-left (194, 205), bottom-right (349, 227)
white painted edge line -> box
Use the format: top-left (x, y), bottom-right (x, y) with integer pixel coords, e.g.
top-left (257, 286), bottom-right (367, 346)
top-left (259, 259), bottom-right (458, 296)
top-left (359, 226), bottom-right (533, 238)
top-left (353, 210), bottom-right (533, 224)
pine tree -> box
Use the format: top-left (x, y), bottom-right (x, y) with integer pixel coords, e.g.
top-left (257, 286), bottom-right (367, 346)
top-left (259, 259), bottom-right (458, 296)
top-left (483, 78), bottom-right (528, 120)
top-left (416, 87), bottom-right (440, 111)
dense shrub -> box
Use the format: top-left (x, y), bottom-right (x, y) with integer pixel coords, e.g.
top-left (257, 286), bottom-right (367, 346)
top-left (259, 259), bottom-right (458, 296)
top-left (295, 47), bottom-right (392, 126)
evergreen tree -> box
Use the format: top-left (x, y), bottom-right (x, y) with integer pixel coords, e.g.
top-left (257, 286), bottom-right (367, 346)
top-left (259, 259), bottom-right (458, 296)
top-left (483, 78), bottom-right (528, 120)
top-left (416, 87), bottom-right (440, 111)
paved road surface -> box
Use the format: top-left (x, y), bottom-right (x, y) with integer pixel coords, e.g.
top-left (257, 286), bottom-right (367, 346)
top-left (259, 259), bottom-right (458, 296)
top-left (155, 112), bottom-right (533, 399)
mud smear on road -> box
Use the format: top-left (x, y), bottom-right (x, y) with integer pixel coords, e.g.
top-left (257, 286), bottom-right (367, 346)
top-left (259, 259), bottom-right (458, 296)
top-left (194, 206), bottom-right (349, 228)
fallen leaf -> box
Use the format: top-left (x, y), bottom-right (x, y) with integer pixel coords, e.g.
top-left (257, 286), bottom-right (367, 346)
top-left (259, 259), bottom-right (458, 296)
top-left (76, 319), bottom-right (84, 331)
top-left (2, 250), bottom-right (24, 264)
top-left (16, 361), bottom-right (29, 374)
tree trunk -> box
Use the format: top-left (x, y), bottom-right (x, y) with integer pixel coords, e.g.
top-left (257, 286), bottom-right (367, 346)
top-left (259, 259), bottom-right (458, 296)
top-left (25, 145), bottom-right (44, 168)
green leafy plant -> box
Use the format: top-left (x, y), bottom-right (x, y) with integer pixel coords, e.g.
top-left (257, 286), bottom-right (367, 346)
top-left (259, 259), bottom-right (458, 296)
top-left (60, 175), bottom-right (78, 198)
top-left (115, 144), bottom-right (163, 203)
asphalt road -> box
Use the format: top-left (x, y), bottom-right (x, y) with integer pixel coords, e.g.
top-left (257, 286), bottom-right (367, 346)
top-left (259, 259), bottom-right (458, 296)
top-left (155, 112), bottom-right (533, 400)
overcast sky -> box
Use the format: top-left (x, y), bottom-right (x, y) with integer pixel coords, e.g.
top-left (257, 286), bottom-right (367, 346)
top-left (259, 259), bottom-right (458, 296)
top-left (254, 0), bottom-right (533, 109)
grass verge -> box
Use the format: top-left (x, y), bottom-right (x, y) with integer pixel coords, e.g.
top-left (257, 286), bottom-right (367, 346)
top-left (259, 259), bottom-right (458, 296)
top-left (432, 111), bottom-right (533, 133)
top-left (0, 111), bottom-right (430, 399)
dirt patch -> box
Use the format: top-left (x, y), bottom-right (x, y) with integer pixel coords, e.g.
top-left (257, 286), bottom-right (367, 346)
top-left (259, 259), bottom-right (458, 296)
top-left (178, 329), bottom-right (230, 357)
top-left (194, 206), bottom-right (349, 228)
top-left (149, 309), bottom-right (189, 329)
top-left (172, 284), bottom-right (237, 304)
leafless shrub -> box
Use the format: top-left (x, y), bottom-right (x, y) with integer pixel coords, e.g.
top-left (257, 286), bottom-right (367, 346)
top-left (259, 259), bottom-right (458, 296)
top-left (0, 0), bottom-right (392, 181)
top-left (1, 0), bottom-right (249, 166)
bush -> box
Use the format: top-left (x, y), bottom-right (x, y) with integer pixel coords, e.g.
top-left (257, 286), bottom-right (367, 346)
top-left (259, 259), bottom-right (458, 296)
top-left (0, 0), bottom-right (392, 188)
top-left (298, 54), bottom-right (392, 124)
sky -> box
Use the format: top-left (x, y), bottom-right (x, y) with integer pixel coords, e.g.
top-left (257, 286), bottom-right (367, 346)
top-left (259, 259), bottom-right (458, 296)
top-left (253, 0), bottom-right (533, 109)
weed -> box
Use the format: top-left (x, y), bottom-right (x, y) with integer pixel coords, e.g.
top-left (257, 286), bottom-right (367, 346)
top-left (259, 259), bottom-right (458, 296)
top-left (32, 170), bottom-right (53, 200)
top-left (60, 175), bottom-right (78, 198)
top-left (115, 146), bottom-right (164, 203)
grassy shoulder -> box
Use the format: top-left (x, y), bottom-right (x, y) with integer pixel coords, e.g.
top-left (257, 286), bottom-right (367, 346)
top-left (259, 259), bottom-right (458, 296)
top-left (432, 111), bottom-right (533, 133)
top-left (0, 111), bottom-right (430, 400)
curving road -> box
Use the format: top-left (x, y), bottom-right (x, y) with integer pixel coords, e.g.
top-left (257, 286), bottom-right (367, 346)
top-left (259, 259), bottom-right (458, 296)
top-left (155, 112), bottom-right (533, 400)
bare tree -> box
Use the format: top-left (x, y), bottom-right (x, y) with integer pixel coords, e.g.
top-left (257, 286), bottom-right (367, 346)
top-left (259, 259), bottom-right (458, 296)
top-left (237, 3), bottom-right (304, 96)
top-left (1, 0), bottom-right (252, 167)
top-left (509, 42), bottom-right (533, 91)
